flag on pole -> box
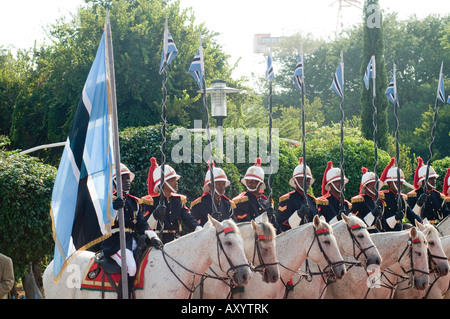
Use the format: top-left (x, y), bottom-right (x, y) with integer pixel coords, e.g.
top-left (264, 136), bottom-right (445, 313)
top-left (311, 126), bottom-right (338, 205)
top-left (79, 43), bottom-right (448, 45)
top-left (331, 60), bottom-right (344, 99)
top-left (385, 65), bottom-right (398, 105)
top-left (159, 16), bottom-right (178, 74)
top-left (266, 50), bottom-right (274, 81)
top-left (189, 33), bottom-right (205, 90)
top-left (364, 55), bottom-right (376, 90)
top-left (293, 54), bottom-right (304, 92)
top-left (437, 62), bottom-right (445, 103)
top-left (50, 32), bottom-right (115, 281)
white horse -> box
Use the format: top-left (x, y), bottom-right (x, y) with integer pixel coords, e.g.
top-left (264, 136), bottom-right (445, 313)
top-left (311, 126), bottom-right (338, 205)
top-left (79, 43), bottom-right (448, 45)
top-left (436, 215), bottom-right (450, 237)
top-left (194, 213), bottom-right (279, 299)
top-left (324, 227), bottom-right (429, 299)
top-left (287, 214), bottom-right (382, 299)
top-left (43, 216), bottom-right (252, 299)
top-left (231, 215), bottom-right (346, 299)
top-left (394, 221), bottom-right (449, 299)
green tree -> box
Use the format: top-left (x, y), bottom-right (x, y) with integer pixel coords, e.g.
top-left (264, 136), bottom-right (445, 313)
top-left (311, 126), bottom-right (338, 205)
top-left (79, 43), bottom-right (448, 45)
top-left (360, 0), bottom-right (389, 150)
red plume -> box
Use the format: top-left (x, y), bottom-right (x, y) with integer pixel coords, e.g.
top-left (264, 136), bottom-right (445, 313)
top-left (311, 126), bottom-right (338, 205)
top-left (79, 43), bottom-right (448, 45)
top-left (380, 158), bottom-right (395, 183)
top-left (147, 157), bottom-right (159, 196)
top-left (299, 157), bottom-right (303, 165)
top-left (254, 158), bottom-right (262, 167)
top-left (322, 161), bottom-right (333, 196)
top-left (443, 168), bottom-right (450, 196)
top-left (413, 157), bottom-right (424, 189)
top-left (361, 167), bottom-right (368, 174)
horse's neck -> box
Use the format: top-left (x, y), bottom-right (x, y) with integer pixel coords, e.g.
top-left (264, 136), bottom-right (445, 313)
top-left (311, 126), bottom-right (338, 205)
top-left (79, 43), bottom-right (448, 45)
top-left (332, 221), bottom-right (349, 254)
top-left (437, 216), bottom-right (450, 236)
top-left (276, 224), bottom-right (313, 281)
top-left (371, 231), bottom-right (410, 268)
top-left (162, 226), bottom-right (215, 275)
top-left (441, 236), bottom-right (450, 259)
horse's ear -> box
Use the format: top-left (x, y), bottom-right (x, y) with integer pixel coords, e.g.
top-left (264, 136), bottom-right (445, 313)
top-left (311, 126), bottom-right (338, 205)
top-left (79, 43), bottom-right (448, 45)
top-left (313, 214), bottom-right (321, 228)
top-left (341, 213), bottom-right (349, 224)
top-left (208, 214), bottom-right (222, 232)
top-left (410, 226), bottom-right (418, 240)
top-left (251, 219), bottom-right (263, 234)
top-left (415, 220), bottom-right (425, 232)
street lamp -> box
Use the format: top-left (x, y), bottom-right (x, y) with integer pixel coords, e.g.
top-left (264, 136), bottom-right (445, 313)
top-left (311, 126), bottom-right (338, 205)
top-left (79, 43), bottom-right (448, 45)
top-left (200, 79), bottom-right (241, 155)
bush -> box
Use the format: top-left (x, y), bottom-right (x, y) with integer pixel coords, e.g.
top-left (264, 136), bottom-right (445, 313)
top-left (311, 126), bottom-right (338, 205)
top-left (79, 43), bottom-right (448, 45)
top-left (0, 144), bottom-right (56, 280)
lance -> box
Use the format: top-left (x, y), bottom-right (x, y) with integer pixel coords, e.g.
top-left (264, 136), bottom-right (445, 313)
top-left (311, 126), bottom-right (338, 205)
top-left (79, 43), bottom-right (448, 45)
top-left (338, 51), bottom-right (346, 212)
top-left (392, 63), bottom-right (403, 229)
top-left (266, 49), bottom-right (275, 217)
top-left (105, 10), bottom-right (128, 299)
top-left (422, 61), bottom-right (444, 214)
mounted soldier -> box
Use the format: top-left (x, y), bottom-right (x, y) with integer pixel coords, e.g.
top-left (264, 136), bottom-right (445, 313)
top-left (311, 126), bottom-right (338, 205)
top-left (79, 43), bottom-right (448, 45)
top-left (350, 167), bottom-right (384, 233)
top-left (140, 157), bottom-right (200, 244)
top-left (232, 158), bottom-right (272, 223)
top-left (101, 163), bottom-right (161, 294)
top-left (316, 161), bottom-right (351, 224)
top-left (276, 157), bottom-right (318, 231)
top-left (190, 163), bottom-right (235, 226)
top-left (378, 158), bottom-right (421, 231)
top-left (407, 157), bottom-right (450, 225)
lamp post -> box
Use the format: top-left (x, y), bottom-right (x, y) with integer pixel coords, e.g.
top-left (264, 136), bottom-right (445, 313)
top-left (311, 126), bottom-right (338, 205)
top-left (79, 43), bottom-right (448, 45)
top-left (200, 79), bottom-right (240, 157)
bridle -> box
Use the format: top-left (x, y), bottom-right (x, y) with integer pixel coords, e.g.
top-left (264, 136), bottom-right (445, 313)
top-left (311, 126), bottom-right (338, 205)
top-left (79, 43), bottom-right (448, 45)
top-left (345, 223), bottom-right (376, 269)
top-left (251, 224), bottom-right (279, 275)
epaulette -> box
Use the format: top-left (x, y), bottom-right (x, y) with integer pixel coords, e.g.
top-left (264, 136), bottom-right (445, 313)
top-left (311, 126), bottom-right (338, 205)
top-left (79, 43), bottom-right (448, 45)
top-left (407, 190), bottom-right (417, 198)
top-left (139, 195), bottom-right (155, 206)
top-left (378, 191), bottom-right (386, 200)
top-left (127, 194), bottom-right (140, 203)
top-left (190, 196), bottom-right (203, 209)
top-left (222, 195), bottom-right (236, 209)
top-left (351, 195), bottom-right (365, 203)
top-left (232, 192), bottom-right (249, 204)
top-left (401, 193), bottom-right (408, 201)
top-left (316, 195), bottom-right (330, 206)
top-left (345, 199), bottom-right (352, 210)
top-left (171, 193), bottom-right (187, 204)
top-left (439, 192), bottom-right (446, 201)
top-left (279, 191), bottom-right (295, 203)
top-left (445, 196), bottom-right (450, 203)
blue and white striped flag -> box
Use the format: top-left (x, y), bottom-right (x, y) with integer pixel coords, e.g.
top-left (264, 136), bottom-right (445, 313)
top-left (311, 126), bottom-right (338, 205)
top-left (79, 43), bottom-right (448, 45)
top-left (293, 54), bottom-right (304, 92)
top-left (364, 55), bottom-right (376, 90)
top-left (189, 33), bottom-right (205, 90)
top-left (385, 65), bottom-right (398, 105)
top-left (437, 62), bottom-right (445, 103)
top-left (331, 61), bottom-right (344, 99)
top-left (159, 17), bottom-right (178, 74)
top-left (266, 50), bottom-right (274, 81)
top-left (50, 32), bottom-right (115, 281)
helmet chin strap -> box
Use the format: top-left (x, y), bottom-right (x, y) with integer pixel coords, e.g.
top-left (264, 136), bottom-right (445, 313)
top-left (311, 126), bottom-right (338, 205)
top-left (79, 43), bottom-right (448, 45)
top-left (331, 182), bottom-right (342, 194)
top-left (364, 186), bottom-right (376, 196)
top-left (294, 178), bottom-right (305, 193)
top-left (246, 181), bottom-right (262, 193)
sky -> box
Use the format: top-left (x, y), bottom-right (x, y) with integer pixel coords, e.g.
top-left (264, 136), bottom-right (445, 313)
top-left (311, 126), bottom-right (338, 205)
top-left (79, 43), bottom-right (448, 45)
top-left (1, 0), bottom-right (448, 81)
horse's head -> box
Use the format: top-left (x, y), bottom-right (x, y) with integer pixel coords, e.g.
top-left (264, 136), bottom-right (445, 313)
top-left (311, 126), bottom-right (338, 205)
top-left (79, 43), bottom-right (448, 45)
top-left (417, 220), bottom-right (449, 277)
top-left (340, 213), bottom-right (382, 268)
top-left (249, 216), bottom-right (279, 283)
top-left (399, 227), bottom-right (429, 291)
top-left (208, 215), bottom-right (252, 286)
top-left (309, 215), bottom-right (346, 279)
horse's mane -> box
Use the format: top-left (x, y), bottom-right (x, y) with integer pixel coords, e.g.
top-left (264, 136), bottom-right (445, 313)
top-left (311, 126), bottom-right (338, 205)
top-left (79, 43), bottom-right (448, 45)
top-left (258, 221), bottom-right (276, 241)
top-left (222, 218), bottom-right (241, 235)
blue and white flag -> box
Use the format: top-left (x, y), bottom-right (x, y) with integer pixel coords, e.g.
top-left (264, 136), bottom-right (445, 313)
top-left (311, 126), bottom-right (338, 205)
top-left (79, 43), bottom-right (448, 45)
top-left (189, 33), bottom-right (205, 90)
top-left (159, 17), bottom-right (178, 74)
top-left (385, 65), bottom-right (398, 105)
top-left (364, 55), bottom-right (376, 90)
top-left (437, 62), bottom-right (445, 103)
top-left (331, 61), bottom-right (344, 99)
top-left (266, 50), bottom-right (274, 81)
top-left (293, 54), bottom-right (304, 92)
top-left (50, 32), bottom-right (115, 281)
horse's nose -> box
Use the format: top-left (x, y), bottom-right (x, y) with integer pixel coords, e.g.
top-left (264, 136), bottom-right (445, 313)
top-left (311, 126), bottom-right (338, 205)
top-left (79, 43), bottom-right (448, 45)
top-left (440, 265), bottom-right (449, 277)
top-left (334, 265), bottom-right (346, 279)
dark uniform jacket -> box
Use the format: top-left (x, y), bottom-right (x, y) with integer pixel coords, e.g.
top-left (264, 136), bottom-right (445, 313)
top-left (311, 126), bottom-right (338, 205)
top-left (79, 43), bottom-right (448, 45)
top-left (140, 193), bottom-right (199, 244)
top-left (232, 191), bottom-right (269, 223)
top-left (350, 193), bottom-right (385, 233)
top-left (102, 194), bottom-right (149, 257)
top-left (316, 193), bottom-right (351, 224)
top-left (407, 188), bottom-right (450, 224)
top-left (276, 190), bottom-right (318, 232)
top-left (379, 190), bottom-right (422, 231)
top-left (190, 192), bottom-right (235, 226)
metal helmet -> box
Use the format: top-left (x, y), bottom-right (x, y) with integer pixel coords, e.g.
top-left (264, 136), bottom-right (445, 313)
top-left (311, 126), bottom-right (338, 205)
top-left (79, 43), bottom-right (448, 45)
top-left (241, 158), bottom-right (265, 190)
top-left (289, 157), bottom-right (314, 188)
top-left (113, 163), bottom-right (135, 183)
top-left (146, 157), bottom-right (180, 194)
top-left (359, 167), bottom-right (381, 194)
top-left (321, 161), bottom-right (348, 196)
top-left (414, 157), bottom-right (439, 189)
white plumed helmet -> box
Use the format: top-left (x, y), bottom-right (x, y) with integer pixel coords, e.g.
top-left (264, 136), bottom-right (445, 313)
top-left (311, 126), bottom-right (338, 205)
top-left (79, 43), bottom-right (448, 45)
top-left (242, 158), bottom-right (265, 190)
top-left (289, 157), bottom-right (314, 188)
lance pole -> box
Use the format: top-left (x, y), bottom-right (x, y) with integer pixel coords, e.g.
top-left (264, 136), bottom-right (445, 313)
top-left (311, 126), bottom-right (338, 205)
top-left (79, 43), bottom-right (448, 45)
top-left (299, 45), bottom-right (309, 207)
top-left (392, 63), bottom-right (403, 230)
top-left (105, 10), bottom-right (128, 299)
top-left (338, 51), bottom-right (345, 212)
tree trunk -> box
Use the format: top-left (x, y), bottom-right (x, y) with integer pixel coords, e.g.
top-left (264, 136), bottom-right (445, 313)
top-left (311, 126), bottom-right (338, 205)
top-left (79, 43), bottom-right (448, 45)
top-left (22, 264), bottom-right (43, 299)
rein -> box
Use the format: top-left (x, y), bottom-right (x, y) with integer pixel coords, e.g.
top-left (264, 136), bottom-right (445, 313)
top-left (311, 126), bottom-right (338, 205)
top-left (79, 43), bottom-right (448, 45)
top-left (215, 227), bottom-right (251, 278)
top-left (345, 224), bottom-right (374, 270)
